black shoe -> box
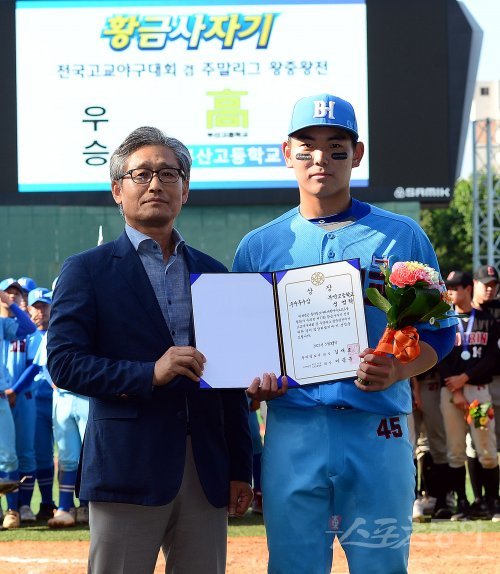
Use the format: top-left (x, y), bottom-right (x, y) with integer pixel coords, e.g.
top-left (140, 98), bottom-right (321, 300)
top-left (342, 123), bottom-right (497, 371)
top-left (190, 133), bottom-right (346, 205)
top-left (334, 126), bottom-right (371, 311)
top-left (469, 499), bottom-right (491, 520)
top-left (451, 499), bottom-right (470, 521)
top-left (432, 506), bottom-right (453, 520)
top-left (36, 502), bottom-right (57, 520)
top-left (487, 498), bottom-right (500, 522)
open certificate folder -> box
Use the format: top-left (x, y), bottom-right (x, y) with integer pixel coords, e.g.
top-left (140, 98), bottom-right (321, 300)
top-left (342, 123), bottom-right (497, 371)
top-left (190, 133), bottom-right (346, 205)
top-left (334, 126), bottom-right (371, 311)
top-left (190, 259), bottom-right (368, 389)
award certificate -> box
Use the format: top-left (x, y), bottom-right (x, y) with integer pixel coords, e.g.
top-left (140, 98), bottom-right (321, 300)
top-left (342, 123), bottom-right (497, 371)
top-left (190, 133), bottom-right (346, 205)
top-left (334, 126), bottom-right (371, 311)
top-left (190, 259), bottom-right (368, 389)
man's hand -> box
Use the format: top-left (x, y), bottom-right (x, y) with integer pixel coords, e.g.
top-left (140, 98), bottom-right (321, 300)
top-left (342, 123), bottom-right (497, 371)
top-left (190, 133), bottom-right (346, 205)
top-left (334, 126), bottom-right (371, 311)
top-left (4, 388), bottom-right (16, 408)
top-left (355, 349), bottom-right (404, 392)
top-left (246, 373), bottom-right (288, 402)
top-left (153, 346), bottom-right (206, 386)
top-left (228, 481), bottom-right (253, 518)
top-left (445, 373), bottom-right (469, 392)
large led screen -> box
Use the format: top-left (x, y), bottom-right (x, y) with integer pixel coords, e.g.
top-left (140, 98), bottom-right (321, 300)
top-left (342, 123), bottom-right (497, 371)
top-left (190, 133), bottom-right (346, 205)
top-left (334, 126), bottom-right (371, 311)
top-left (15, 0), bottom-right (369, 193)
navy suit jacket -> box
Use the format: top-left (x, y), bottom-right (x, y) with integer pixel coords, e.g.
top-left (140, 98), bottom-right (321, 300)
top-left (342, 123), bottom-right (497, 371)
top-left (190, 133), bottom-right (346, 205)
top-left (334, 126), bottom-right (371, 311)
top-left (47, 231), bottom-right (252, 507)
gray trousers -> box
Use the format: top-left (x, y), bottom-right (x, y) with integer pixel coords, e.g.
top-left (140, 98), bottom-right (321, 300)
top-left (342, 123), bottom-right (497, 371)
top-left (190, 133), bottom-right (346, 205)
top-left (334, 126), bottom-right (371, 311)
top-left (88, 438), bottom-right (227, 574)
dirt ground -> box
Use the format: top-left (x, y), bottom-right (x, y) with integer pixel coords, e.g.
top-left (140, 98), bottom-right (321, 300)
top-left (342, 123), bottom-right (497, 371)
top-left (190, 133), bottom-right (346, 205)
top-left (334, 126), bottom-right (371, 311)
top-left (0, 533), bottom-right (499, 574)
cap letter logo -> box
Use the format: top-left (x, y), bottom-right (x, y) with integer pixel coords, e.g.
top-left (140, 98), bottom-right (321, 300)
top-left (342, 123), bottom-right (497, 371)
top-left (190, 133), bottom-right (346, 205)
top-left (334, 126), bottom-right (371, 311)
top-left (313, 100), bottom-right (335, 119)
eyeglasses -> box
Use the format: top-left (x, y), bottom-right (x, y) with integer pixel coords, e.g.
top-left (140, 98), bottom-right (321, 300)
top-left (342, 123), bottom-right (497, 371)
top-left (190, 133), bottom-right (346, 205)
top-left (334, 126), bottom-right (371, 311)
top-left (119, 167), bottom-right (184, 184)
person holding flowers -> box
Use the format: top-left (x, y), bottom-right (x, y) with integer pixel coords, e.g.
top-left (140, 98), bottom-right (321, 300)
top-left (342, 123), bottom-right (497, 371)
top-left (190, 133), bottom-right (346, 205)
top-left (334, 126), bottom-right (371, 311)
top-left (438, 270), bottom-right (500, 521)
top-left (472, 265), bottom-right (500, 452)
top-left (234, 93), bottom-right (456, 574)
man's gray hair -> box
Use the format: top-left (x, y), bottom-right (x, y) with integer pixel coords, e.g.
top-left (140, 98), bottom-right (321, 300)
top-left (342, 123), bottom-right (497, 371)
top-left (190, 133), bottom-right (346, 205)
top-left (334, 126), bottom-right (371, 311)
top-left (109, 126), bottom-right (192, 182)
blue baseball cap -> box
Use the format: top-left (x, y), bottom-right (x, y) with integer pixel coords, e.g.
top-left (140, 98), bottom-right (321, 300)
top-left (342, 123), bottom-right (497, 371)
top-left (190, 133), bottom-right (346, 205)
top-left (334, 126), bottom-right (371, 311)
top-left (28, 287), bottom-right (51, 306)
top-left (0, 278), bottom-right (23, 293)
top-left (17, 276), bottom-right (38, 293)
top-left (288, 94), bottom-right (359, 140)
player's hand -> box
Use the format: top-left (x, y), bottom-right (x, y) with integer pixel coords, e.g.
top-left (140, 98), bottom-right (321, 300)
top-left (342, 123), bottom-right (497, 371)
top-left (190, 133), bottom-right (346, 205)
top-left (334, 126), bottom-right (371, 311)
top-left (4, 388), bottom-right (16, 407)
top-left (246, 373), bottom-right (288, 401)
top-left (355, 348), bottom-right (403, 392)
top-left (451, 389), bottom-right (469, 411)
top-left (153, 346), bottom-right (206, 386)
top-left (444, 374), bottom-right (468, 392)
top-left (228, 480), bottom-right (253, 517)
top-left (0, 290), bottom-right (12, 307)
top-left (410, 377), bottom-right (422, 410)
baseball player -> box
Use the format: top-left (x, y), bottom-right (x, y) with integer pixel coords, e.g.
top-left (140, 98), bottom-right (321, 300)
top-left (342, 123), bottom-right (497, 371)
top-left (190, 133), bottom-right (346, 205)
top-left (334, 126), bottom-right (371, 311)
top-left (0, 278), bottom-right (41, 523)
top-left (47, 276), bottom-right (90, 528)
top-left (17, 277), bottom-right (38, 311)
top-left (15, 287), bottom-right (56, 519)
top-left (15, 284), bottom-right (90, 527)
top-left (470, 264), bottom-right (500, 521)
top-left (233, 93), bottom-right (456, 574)
top-left (438, 270), bottom-right (499, 521)
top-left (410, 367), bottom-right (453, 521)
top-left (48, 386), bottom-right (90, 527)
top-left (248, 401), bottom-right (264, 514)
top-left (0, 286), bottom-right (37, 529)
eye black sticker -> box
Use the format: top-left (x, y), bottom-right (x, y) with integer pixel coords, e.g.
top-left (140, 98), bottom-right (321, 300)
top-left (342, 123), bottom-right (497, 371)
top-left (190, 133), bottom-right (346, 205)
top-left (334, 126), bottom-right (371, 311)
top-left (295, 153), bottom-right (312, 160)
top-left (331, 152), bottom-right (348, 160)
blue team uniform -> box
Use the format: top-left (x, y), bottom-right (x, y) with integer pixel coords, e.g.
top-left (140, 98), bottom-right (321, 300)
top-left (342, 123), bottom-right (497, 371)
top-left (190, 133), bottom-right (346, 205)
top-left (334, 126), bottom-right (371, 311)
top-left (0, 318), bottom-right (19, 477)
top-left (5, 329), bottom-right (42, 478)
top-left (0, 306), bottom-right (36, 513)
top-left (233, 199), bottom-right (455, 574)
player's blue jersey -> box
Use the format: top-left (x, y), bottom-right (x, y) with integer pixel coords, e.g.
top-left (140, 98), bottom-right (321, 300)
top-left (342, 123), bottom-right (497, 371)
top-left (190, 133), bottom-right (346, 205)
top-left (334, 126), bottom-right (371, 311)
top-left (33, 332), bottom-right (54, 400)
top-left (233, 199), bottom-right (456, 415)
top-left (0, 317), bottom-right (19, 391)
top-left (3, 329), bottom-right (43, 388)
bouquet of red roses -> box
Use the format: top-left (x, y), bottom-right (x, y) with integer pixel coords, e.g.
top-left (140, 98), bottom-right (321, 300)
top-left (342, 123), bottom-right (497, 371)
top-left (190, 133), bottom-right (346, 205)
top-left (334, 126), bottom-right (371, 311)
top-left (366, 261), bottom-right (452, 363)
top-left (466, 400), bottom-right (495, 430)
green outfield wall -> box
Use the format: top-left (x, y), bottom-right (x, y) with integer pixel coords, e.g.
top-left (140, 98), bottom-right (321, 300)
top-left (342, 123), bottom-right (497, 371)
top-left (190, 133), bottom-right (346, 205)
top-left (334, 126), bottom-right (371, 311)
top-left (0, 202), bottom-right (420, 287)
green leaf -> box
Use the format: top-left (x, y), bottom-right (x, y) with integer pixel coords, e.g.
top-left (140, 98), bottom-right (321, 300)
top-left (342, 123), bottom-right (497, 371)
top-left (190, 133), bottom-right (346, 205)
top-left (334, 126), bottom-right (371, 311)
top-left (385, 286), bottom-right (399, 305)
top-left (365, 288), bottom-right (391, 313)
top-left (418, 300), bottom-right (452, 323)
top-left (396, 288), bottom-right (442, 327)
top-left (387, 306), bottom-right (398, 327)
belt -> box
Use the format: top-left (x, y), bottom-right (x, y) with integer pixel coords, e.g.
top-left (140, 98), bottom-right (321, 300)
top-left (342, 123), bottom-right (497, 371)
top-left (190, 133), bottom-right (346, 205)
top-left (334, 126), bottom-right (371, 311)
top-left (331, 405), bottom-right (353, 410)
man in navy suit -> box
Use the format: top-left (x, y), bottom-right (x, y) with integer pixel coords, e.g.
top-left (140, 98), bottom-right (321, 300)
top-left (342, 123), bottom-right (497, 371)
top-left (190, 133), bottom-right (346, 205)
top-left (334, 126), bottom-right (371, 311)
top-left (47, 126), bottom-right (253, 574)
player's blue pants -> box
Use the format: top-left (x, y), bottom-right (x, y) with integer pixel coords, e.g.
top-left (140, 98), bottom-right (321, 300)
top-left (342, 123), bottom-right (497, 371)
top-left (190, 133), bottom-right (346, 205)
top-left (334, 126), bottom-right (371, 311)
top-left (0, 395), bottom-right (18, 473)
top-left (262, 406), bottom-right (414, 574)
top-left (11, 391), bottom-right (36, 473)
top-left (35, 396), bottom-right (54, 469)
top-left (53, 391), bottom-right (89, 472)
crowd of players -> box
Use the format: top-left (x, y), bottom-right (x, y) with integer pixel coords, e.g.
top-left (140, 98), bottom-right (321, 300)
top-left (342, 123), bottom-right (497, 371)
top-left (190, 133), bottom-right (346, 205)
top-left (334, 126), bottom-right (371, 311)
top-left (1, 263), bottom-right (499, 529)
top-left (410, 264), bottom-right (500, 523)
top-left (0, 276), bottom-right (88, 530)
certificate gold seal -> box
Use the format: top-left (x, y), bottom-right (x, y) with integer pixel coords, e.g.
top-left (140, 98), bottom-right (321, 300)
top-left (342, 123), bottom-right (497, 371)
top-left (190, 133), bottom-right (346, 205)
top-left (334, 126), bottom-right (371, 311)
top-left (311, 272), bottom-right (325, 286)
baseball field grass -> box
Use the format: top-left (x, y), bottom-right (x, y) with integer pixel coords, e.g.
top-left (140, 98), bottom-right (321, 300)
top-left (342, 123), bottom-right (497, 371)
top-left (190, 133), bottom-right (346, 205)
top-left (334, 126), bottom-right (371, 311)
top-left (2, 496), bottom-right (500, 541)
